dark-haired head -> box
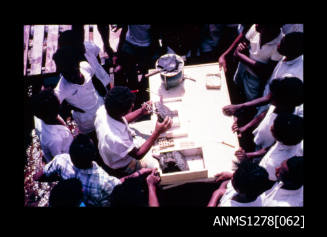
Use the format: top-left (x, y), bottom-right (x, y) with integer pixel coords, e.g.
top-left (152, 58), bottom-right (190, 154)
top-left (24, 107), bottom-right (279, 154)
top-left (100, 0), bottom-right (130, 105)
top-left (278, 32), bottom-right (303, 58)
top-left (255, 24), bottom-right (283, 35)
top-left (105, 86), bottom-right (136, 118)
top-left (271, 113), bottom-right (303, 146)
top-left (276, 156), bottom-right (303, 189)
top-left (110, 175), bottom-right (148, 207)
top-left (232, 159), bottom-right (270, 198)
top-left (53, 47), bottom-right (85, 84)
top-left (58, 30), bottom-right (85, 51)
top-left (31, 88), bottom-right (60, 121)
top-left (49, 178), bottom-right (83, 207)
top-left (69, 134), bottom-right (97, 169)
top-left (270, 77), bottom-right (304, 108)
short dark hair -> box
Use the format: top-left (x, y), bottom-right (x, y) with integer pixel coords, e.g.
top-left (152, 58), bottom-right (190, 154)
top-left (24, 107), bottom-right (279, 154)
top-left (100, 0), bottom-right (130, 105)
top-left (283, 156), bottom-right (304, 187)
top-left (104, 86), bottom-right (136, 117)
top-left (232, 159), bottom-right (269, 198)
top-left (49, 178), bottom-right (83, 207)
top-left (110, 175), bottom-right (148, 207)
top-left (279, 32), bottom-right (303, 57)
top-left (69, 134), bottom-right (97, 169)
top-left (273, 113), bottom-right (303, 145)
top-left (270, 77), bottom-right (304, 107)
top-left (58, 30), bottom-right (84, 49)
top-left (53, 46), bottom-right (84, 76)
top-left (31, 88), bottom-right (60, 121)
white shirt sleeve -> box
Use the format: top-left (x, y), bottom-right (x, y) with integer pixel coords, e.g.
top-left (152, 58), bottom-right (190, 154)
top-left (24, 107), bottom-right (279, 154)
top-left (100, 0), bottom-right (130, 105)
top-left (245, 24), bottom-right (256, 41)
top-left (84, 42), bottom-right (113, 87)
top-left (54, 77), bottom-right (73, 104)
top-left (270, 48), bottom-right (283, 62)
top-left (43, 156), bottom-right (61, 177)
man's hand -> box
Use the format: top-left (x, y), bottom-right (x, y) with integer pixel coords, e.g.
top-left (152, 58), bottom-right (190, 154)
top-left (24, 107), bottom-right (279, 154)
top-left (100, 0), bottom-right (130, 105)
top-left (214, 172), bottom-right (233, 182)
top-left (232, 122), bottom-right (246, 138)
top-left (233, 42), bottom-right (248, 59)
top-left (112, 55), bottom-right (119, 67)
top-left (222, 104), bottom-right (242, 116)
top-left (138, 167), bottom-right (154, 176)
top-left (218, 55), bottom-right (227, 73)
top-left (146, 169), bottom-right (161, 186)
top-left (235, 147), bottom-right (248, 161)
top-left (155, 116), bottom-right (173, 134)
top-left (141, 101), bottom-right (153, 116)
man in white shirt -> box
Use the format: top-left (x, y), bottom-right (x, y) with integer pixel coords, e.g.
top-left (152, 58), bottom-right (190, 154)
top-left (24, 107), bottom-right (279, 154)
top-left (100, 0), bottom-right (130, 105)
top-left (223, 31), bottom-right (303, 117)
top-left (31, 88), bottom-right (73, 163)
top-left (261, 156), bottom-right (303, 206)
top-left (53, 46), bottom-right (111, 135)
top-left (95, 86), bottom-right (172, 176)
top-left (207, 159), bottom-right (270, 207)
top-left (232, 24), bottom-right (284, 101)
top-left (259, 113), bottom-right (303, 181)
top-left (233, 77), bottom-right (303, 161)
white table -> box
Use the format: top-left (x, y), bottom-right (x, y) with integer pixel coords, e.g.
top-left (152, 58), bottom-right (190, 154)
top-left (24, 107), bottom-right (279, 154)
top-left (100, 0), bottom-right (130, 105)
top-left (146, 62), bottom-right (240, 184)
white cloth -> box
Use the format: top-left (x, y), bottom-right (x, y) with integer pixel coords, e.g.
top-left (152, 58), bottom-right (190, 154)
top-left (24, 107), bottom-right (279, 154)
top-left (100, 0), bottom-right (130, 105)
top-left (94, 105), bottom-right (136, 169)
top-left (263, 55), bottom-right (303, 97)
top-left (34, 117), bottom-right (73, 163)
top-left (259, 141), bottom-right (300, 181)
top-left (261, 182), bottom-right (303, 206)
top-left (253, 105), bottom-right (303, 149)
top-left (244, 25), bottom-right (283, 77)
top-left (84, 41), bottom-right (113, 87)
top-left (126, 25), bottom-right (152, 47)
top-left (54, 61), bottom-right (104, 134)
top-left (219, 181), bottom-right (263, 207)
top-left (282, 24), bottom-right (303, 34)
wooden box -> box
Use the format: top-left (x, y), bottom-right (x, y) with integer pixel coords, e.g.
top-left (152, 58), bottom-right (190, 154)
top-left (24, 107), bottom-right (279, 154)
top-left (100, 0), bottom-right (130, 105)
top-left (158, 146), bottom-right (208, 185)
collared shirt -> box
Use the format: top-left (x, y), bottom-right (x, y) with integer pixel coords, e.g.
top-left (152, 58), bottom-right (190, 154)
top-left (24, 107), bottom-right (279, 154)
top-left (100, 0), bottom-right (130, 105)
top-left (244, 25), bottom-right (283, 77)
top-left (219, 181), bottom-right (263, 207)
top-left (253, 105), bottom-right (303, 149)
top-left (261, 182), bottom-right (303, 206)
top-left (34, 117), bottom-right (73, 163)
top-left (263, 55), bottom-right (303, 97)
top-left (43, 153), bottom-right (122, 207)
top-left (259, 141), bottom-right (301, 181)
top-left (54, 61), bottom-right (104, 134)
top-left (94, 105), bottom-right (136, 169)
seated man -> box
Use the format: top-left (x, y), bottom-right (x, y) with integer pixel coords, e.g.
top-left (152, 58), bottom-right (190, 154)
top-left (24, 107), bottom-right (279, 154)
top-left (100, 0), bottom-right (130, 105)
top-left (207, 159), bottom-right (270, 207)
top-left (34, 134), bottom-right (122, 207)
top-left (259, 113), bottom-right (303, 181)
top-left (31, 88), bottom-right (73, 163)
top-left (94, 86), bottom-right (172, 177)
top-left (261, 156), bottom-right (303, 206)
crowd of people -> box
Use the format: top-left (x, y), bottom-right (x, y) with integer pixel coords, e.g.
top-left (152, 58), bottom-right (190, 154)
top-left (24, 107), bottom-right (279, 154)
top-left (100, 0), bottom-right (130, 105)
top-left (28, 24), bottom-right (303, 207)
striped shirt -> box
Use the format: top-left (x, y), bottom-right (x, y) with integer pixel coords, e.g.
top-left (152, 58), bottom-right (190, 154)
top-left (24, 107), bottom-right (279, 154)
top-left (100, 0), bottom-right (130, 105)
top-left (43, 153), bottom-right (121, 206)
